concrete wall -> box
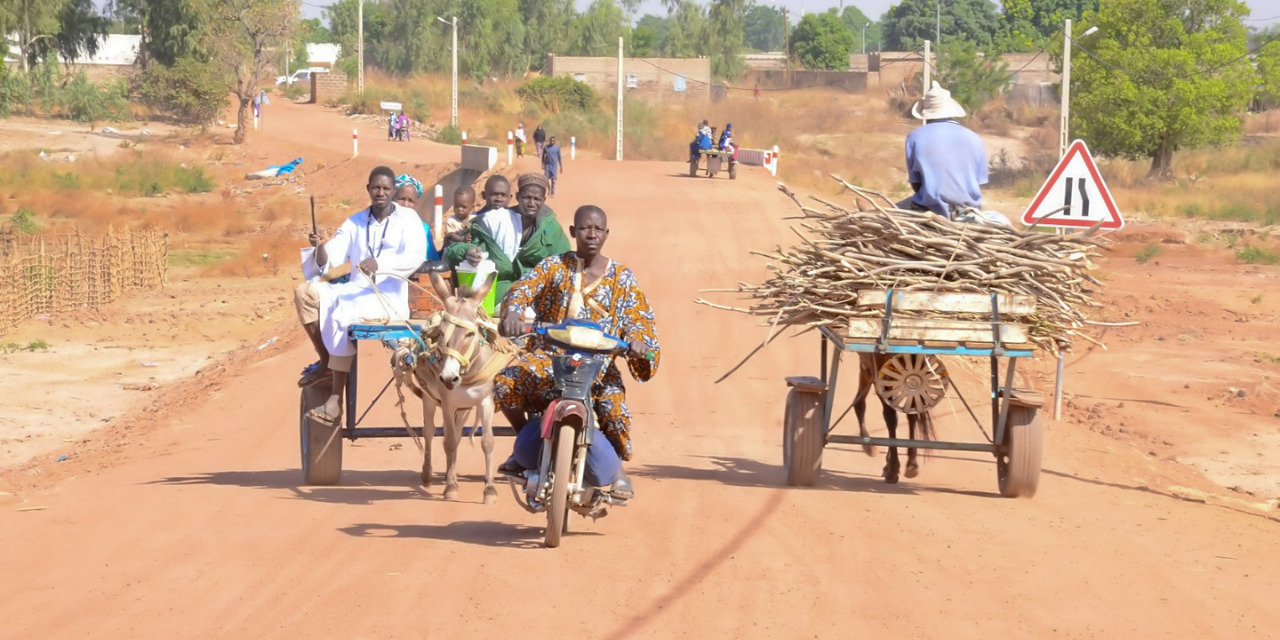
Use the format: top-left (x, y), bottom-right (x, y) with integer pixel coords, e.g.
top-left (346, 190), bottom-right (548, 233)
top-left (310, 70), bottom-right (349, 104)
top-left (748, 69), bottom-right (869, 92)
top-left (546, 55), bottom-right (711, 100)
top-left (869, 51), bottom-right (926, 89)
top-left (1002, 52), bottom-right (1059, 85)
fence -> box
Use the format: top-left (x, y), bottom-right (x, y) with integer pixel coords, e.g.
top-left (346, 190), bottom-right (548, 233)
top-left (0, 228), bottom-right (169, 336)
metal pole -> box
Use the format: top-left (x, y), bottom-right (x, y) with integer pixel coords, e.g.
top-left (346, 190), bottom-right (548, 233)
top-left (783, 8), bottom-right (790, 86)
top-left (936, 1), bottom-right (941, 47)
top-left (615, 36), bottom-right (624, 161)
top-left (1054, 351), bottom-right (1065, 421)
top-left (357, 0), bottom-right (364, 96)
top-left (1059, 18), bottom-right (1071, 159)
top-left (862, 23), bottom-right (867, 55)
top-left (451, 17), bottom-right (458, 128)
top-left (923, 39), bottom-right (931, 92)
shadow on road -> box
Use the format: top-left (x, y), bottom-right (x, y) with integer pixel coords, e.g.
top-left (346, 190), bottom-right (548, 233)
top-left (337, 521), bottom-right (601, 549)
top-left (150, 469), bottom-right (515, 505)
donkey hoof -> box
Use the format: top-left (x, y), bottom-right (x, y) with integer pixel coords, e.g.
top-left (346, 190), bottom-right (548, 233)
top-left (882, 465), bottom-right (900, 484)
top-left (444, 487), bottom-right (460, 501)
top-left (904, 462), bottom-right (919, 479)
top-left (861, 444), bottom-right (877, 457)
top-left (483, 487), bottom-right (499, 505)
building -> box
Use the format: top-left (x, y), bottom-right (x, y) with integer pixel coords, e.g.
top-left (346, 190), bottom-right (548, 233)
top-left (545, 55), bottom-right (712, 100)
top-left (3, 33), bottom-right (139, 80)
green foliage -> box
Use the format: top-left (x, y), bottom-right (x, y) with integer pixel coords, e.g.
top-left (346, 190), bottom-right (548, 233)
top-left (434, 124), bottom-right (463, 145)
top-left (934, 39), bottom-right (1009, 112)
top-left (174, 166), bottom-right (215, 193)
top-left (517, 76), bottom-right (598, 113)
top-left (790, 12), bottom-right (856, 71)
top-left (0, 341), bottom-right (51, 354)
top-left (60, 73), bottom-right (130, 123)
top-left (118, 0), bottom-right (206, 66)
top-left (1135, 242), bottom-right (1162, 263)
top-left (1255, 39), bottom-right (1280, 110)
top-left (522, 0), bottom-right (577, 71)
top-left (168, 249), bottom-right (237, 266)
top-left (838, 6), bottom-right (880, 54)
top-left (882, 0), bottom-right (1002, 50)
top-left (998, 0), bottom-right (1097, 51)
top-left (743, 4), bottom-right (785, 51)
top-left (11, 207), bottom-right (41, 234)
top-left (661, 1), bottom-right (707, 58)
top-left (1068, 0), bottom-right (1253, 180)
top-left (139, 55), bottom-right (227, 124)
top-left (1236, 245), bottom-right (1280, 265)
top-left (569, 0), bottom-right (625, 56)
top-left (706, 0), bottom-right (747, 79)
top-left (0, 71), bottom-right (35, 117)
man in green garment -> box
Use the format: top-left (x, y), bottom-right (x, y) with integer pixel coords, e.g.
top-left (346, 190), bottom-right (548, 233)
top-left (442, 173), bottom-right (570, 308)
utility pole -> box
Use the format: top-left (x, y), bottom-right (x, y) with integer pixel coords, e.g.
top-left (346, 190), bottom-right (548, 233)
top-left (437, 16), bottom-right (458, 128)
top-left (1059, 18), bottom-right (1072, 159)
top-left (357, 0), bottom-right (364, 95)
top-left (936, 1), bottom-right (941, 48)
top-left (862, 23), bottom-right (868, 56)
top-left (782, 7), bottom-right (790, 86)
top-left (615, 36), bottom-right (624, 161)
top-left (923, 39), bottom-right (931, 93)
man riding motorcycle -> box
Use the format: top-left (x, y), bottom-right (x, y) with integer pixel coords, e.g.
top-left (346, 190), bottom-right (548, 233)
top-left (494, 205), bottom-right (661, 498)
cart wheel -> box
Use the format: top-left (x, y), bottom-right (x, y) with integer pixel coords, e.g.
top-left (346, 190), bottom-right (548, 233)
top-left (300, 382), bottom-right (343, 486)
top-left (689, 157), bottom-right (698, 177)
top-left (783, 389), bottom-right (825, 486)
top-left (875, 354), bottom-right (948, 415)
top-left (997, 405), bottom-right (1042, 498)
top-left (729, 162), bottom-right (737, 180)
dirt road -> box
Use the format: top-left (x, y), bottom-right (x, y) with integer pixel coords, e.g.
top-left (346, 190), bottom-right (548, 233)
top-left (2, 103), bottom-right (1278, 639)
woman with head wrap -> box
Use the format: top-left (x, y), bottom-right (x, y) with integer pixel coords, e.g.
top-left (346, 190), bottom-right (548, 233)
top-left (395, 173), bottom-right (441, 261)
top-left (442, 172), bottom-right (569, 306)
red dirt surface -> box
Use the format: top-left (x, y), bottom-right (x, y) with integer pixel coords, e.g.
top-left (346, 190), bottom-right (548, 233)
top-left (1, 100), bottom-right (1277, 639)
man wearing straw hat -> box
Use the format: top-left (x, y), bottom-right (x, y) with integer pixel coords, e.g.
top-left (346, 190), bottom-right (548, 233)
top-left (898, 81), bottom-right (988, 219)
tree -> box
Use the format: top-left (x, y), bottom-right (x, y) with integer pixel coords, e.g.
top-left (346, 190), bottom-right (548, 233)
top-left (569, 0), bottom-right (624, 57)
top-left (375, 0), bottom-right (441, 75)
top-left (1068, 0), bottom-right (1253, 179)
top-left (457, 0), bottom-right (526, 78)
top-left (325, 0), bottom-right (389, 77)
top-left (199, 0), bottom-right (297, 144)
top-left (743, 4), bottom-right (785, 51)
top-left (934, 39), bottom-right (1008, 111)
top-left (25, 0), bottom-right (111, 75)
top-left (881, 0), bottom-right (1001, 51)
top-left (520, 0), bottom-right (575, 70)
top-left (789, 11), bottom-right (855, 70)
top-left (291, 18), bottom-right (332, 70)
top-left (660, 0), bottom-right (705, 58)
top-left (115, 0), bottom-right (204, 67)
top-left (838, 6), bottom-right (879, 54)
top-left (1256, 35), bottom-right (1280, 110)
top-left (705, 0), bottom-right (747, 79)
top-left (998, 0), bottom-right (1097, 51)
top-left (12, 0), bottom-right (64, 72)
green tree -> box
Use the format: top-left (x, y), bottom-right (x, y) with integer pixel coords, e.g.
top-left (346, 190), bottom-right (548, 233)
top-left (520, 0), bottom-right (575, 70)
top-left (934, 39), bottom-right (1007, 111)
top-left (457, 0), bottom-right (527, 77)
top-left (838, 6), bottom-right (879, 54)
top-left (743, 4), bottom-right (785, 51)
top-left (27, 0), bottom-right (111, 74)
top-left (705, 0), bottom-right (747, 79)
top-left (881, 0), bottom-right (1001, 51)
top-left (199, 0), bottom-right (297, 143)
top-left (1256, 37), bottom-right (1280, 110)
top-left (114, 0), bottom-right (204, 67)
top-left (375, 0), bottom-right (441, 75)
top-left (11, 0), bottom-right (64, 72)
top-left (998, 0), bottom-right (1097, 51)
top-left (789, 11), bottom-right (855, 70)
top-left (660, 0), bottom-right (706, 58)
top-left (1068, 0), bottom-right (1253, 180)
top-left (325, 0), bottom-right (389, 77)
top-left (139, 54), bottom-right (226, 124)
top-left (569, 0), bottom-right (624, 57)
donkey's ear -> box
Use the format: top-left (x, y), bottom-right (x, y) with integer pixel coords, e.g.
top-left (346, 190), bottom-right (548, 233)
top-left (470, 272), bottom-right (496, 304)
top-left (428, 269), bottom-right (453, 301)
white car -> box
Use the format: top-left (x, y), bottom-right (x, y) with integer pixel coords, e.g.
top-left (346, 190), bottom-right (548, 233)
top-left (275, 68), bottom-right (327, 86)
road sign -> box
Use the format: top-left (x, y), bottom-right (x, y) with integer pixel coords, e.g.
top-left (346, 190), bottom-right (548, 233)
top-left (379, 101), bottom-right (403, 112)
top-left (1021, 139), bottom-right (1123, 230)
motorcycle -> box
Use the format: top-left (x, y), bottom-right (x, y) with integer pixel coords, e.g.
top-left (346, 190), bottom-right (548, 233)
top-left (505, 318), bottom-right (640, 548)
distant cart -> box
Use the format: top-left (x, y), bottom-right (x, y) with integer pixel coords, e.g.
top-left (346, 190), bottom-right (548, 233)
top-left (690, 148), bottom-right (737, 179)
top-left (782, 288), bottom-right (1045, 497)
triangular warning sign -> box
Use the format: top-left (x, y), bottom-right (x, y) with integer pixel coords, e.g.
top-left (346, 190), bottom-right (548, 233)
top-left (1021, 140), bottom-right (1124, 230)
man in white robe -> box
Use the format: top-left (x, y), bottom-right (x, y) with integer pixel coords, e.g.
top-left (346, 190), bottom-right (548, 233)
top-left (294, 165), bottom-right (428, 425)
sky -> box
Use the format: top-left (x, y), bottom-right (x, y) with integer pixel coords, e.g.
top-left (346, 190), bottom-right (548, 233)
top-left (297, 0), bottom-right (1280, 27)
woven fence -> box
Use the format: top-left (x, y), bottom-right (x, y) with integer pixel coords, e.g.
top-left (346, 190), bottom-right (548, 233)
top-left (0, 228), bottom-right (169, 336)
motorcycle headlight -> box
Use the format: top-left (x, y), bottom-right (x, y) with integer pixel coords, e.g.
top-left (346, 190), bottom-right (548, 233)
top-left (546, 325), bottom-right (620, 351)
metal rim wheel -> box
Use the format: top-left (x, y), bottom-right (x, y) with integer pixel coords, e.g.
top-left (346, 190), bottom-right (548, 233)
top-left (783, 389), bottom-right (825, 487)
top-left (689, 157), bottom-right (698, 177)
top-left (997, 405), bottom-right (1042, 498)
top-left (300, 383), bottom-right (343, 486)
top-left (875, 354), bottom-right (948, 415)
top-left (544, 424), bottom-right (574, 548)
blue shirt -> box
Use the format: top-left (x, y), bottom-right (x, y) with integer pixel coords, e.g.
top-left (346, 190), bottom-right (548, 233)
top-left (904, 120), bottom-right (988, 218)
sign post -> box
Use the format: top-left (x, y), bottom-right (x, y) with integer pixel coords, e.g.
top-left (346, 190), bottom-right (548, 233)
top-left (1021, 140), bottom-right (1124, 231)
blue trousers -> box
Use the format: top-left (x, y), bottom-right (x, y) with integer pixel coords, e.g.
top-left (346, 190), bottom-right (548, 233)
top-left (513, 418), bottom-right (621, 487)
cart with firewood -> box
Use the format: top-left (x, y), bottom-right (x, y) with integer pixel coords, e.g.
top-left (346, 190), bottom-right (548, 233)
top-left (697, 179), bottom-right (1106, 498)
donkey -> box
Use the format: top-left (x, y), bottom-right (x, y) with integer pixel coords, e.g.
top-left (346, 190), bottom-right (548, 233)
top-left (852, 353), bottom-right (936, 484)
top-left (410, 270), bottom-right (512, 503)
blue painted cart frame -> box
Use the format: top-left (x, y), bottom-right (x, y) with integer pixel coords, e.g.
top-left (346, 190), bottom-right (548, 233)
top-left (782, 290), bottom-right (1045, 497)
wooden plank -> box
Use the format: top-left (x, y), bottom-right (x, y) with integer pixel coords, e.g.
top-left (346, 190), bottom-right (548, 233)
top-left (856, 290), bottom-right (1037, 315)
top-left (848, 317), bottom-right (1028, 344)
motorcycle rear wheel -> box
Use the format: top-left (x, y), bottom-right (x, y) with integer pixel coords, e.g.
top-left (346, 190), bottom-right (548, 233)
top-left (544, 425), bottom-right (574, 548)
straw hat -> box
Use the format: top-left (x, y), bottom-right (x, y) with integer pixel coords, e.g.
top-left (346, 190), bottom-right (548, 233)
top-left (911, 82), bottom-right (967, 120)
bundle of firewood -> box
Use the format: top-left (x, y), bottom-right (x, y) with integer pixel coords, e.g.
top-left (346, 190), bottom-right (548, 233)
top-left (696, 179), bottom-right (1108, 354)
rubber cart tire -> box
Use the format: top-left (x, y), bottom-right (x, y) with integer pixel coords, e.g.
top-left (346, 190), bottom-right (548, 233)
top-left (689, 157), bottom-right (698, 177)
top-left (545, 425), bottom-right (574, 548)
top-left (997, 405), bottom-right (1042, 498)
top-left (783, 389), bottom-right (825, 487)
top-left (300, 382), bottom-right (343, 486)
top-left (729, 161), bottom-right (737, 180)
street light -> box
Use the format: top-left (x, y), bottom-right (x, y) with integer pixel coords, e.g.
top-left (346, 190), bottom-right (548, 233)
top-left (436, 16), bottom-right (458, 129)
top-left (1060, 20), bottom-right (1100, 157)
top-left (862, 22), bottom-right (868, 55)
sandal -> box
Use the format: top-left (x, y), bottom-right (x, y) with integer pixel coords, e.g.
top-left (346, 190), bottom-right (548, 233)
top-left (305, 406), bottom-right (341, 427)
top-left (298, 361), bottom-right (328, 387)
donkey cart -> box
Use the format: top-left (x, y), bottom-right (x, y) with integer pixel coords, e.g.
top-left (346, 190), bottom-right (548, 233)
top-left (689, 148), bottom-right (737, 179)
top-left (782, 288), bottom-right (1045, 497)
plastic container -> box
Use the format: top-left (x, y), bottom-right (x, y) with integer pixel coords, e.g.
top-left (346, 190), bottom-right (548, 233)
top-left (456, 257), bottom-right (498, 316)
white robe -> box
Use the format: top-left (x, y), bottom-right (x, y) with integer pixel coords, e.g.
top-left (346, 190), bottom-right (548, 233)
top-left (476, 207), bottom-right (523, 262)
top-left (301, 203), bottom-right (427, 358)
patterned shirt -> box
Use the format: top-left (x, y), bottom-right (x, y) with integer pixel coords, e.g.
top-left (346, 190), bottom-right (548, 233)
top-left (505, 252), bottom-right (660, 382)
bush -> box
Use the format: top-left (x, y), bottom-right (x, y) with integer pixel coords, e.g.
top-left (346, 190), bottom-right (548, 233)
top-left (175, 166), bottom-right (215, 193)
top-left (1236, 245), bottom-right (1280, 265)
top-left (11, 207), bottom-right (40, 234)
top-left (434, 124), bottom-right (463, 145)
top-left (516, 76), bottom-right (598, 113)
top-left (60, 73), bottom-right (130, 123)
top-left (1135, 242), bottom-right (1162, 264)
top-left (139, 56), bottom-right (227, 125)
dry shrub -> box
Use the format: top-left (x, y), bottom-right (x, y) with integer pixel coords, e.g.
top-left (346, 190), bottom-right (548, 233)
top-left (208, 229), bottom-right (300, 278)
top-left (1245, 110), bottom-right (1280, 135)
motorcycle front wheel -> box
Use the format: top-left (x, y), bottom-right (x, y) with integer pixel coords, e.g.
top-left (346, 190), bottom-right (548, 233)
top-left (544, 424), bottom-right (574, 548)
